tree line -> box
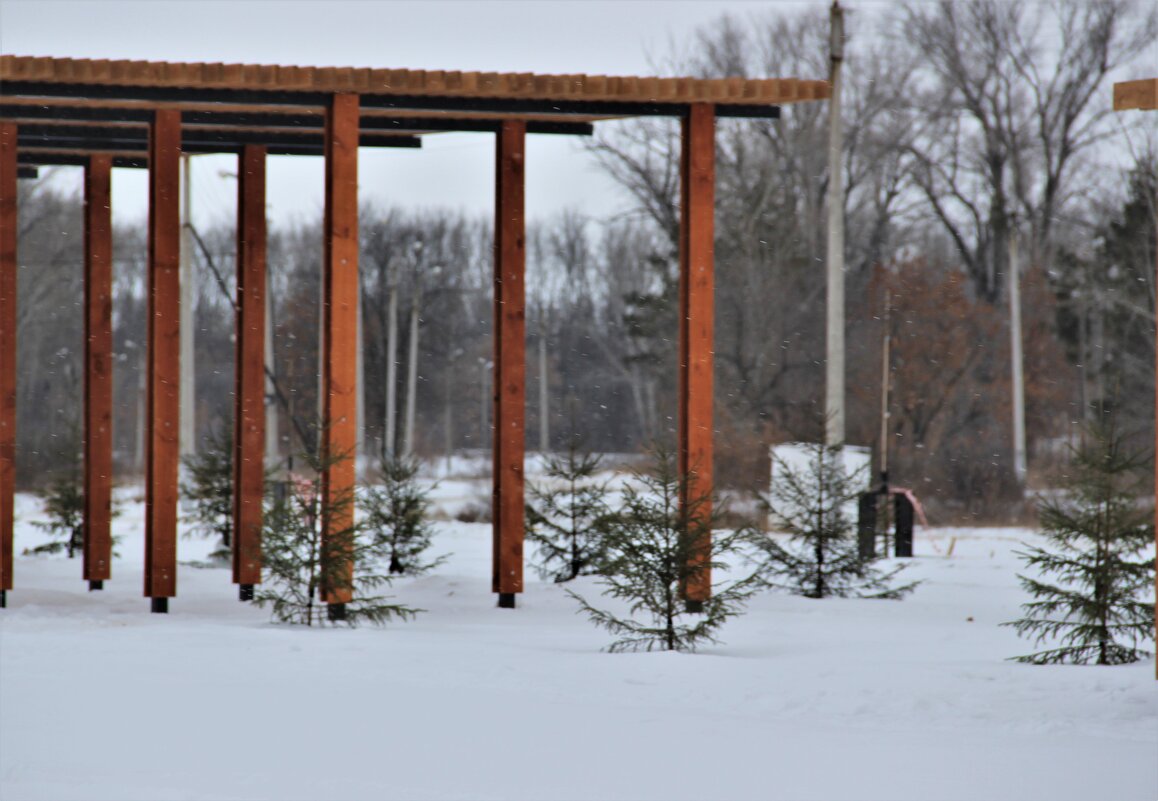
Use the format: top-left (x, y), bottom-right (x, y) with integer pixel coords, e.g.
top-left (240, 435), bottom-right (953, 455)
top-left (11, 0), bottom-right (1156, 521)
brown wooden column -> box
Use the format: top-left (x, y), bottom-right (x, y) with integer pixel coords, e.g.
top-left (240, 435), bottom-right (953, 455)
top-left (0, 122), bottom-right (17, 607)
top-left (320, 94), bottom-right (359, 615)
top-left (233, 145), bottom-right (266, 599)
top-left (145, 108), bottom-right (182, 613)
top-left (83, 154), bottom-right (114, 591)
top-left (678, 103), bottom-right (716, 609)
top-left (492, 120), bottom-right (526, 608)
top-left (1112, 78), bottom-right (1158, 677)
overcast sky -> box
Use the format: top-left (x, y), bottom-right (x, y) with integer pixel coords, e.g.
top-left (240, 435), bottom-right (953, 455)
top-left (2, 0), bottom-right (824, 229)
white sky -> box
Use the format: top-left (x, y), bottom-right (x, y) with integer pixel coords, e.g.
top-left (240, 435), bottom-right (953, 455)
top-left (1, 0), bottom-right (821, 230)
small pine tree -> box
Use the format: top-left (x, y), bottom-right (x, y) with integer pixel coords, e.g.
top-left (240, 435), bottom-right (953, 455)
top-left (255, 443), bottom-right (421, 627)
top-left (30, 474), bottom-right (85, 558)
top-left (568, 448), bottom-right (761, 652)
top-left (361, 454), bottom-right (446, 576)
top-left (525, 442), bottom-right (614, 582)
top-left (758, 441), bottom-right (915, 599)
top-left (180, 424), bottom-right (234, 562)
top-left (1004, 421), bottom-right (1155, 665)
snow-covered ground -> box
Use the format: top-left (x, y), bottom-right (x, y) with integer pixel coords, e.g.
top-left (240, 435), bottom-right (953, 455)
top-left (1, 483), bottom-right (1155, 801)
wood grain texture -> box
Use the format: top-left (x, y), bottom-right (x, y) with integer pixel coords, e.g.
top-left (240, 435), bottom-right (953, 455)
top-left (233, 145), bottom-right (266, 587)
top-left (0, 55), bottom-right (828, 105)
top-left (678, 103), bottom-right (715, 603)
top-left (84, 153), bottom-right (114, 583)
top-left (320, 94), bottom-right (359, 605)
top-left (144, 108), bottom-right (181, 600)
top-left (1113, 78), bottom-right (1158, 111)
top-left (0, 122), bottom-right (16, 593)
top-left (492, 120), bottom-right (526, 596)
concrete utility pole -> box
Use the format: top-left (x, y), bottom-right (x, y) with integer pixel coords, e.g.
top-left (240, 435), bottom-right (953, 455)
top-left (403, 290), bottom-right (420, 457)
top-left (180, 154), bottom-right (195, 458)
top-left (539, 314), bottom-right (549, 453)
top-left (879, 288), bottom-right (891, 488)
top-left (1009, 223), bottom-right (1027, 485)
top-left (824, 0), bottom-right (846, 447)
top-left (383, 275), bottom-right (398, 458)
top-left (264, 281), bottom-right (279, 466)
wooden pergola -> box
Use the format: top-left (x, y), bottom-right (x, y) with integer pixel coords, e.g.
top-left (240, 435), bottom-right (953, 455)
top-left (0, 55), bottom-right (828, 614)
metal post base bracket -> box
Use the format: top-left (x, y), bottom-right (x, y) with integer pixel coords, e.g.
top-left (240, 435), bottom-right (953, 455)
top-left (685, 599), bottom-right (705, 614)
top-left (327, 602), bottom-right (347, 622)
top-left (497, 592), bottom-right (516, 609)
top-left (150, 597), bottom-right (169, 614)
top-left (239, 584), bottom-right (255, 602)
top-left (89, 580), bottom-right (104, 591)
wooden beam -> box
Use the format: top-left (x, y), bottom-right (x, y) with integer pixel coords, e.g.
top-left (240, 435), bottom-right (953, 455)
top-left (0, 52), bottom-right (819, 108)
top-left (232, 145), bottom-right (266, 593)
top-left (144, 108), bottom-right (181, 611)
top-left (1113, 78), bottom-right (1158, 111)
top-left (678, 103), bottom-right (716, 607)
top-left (83, 153), bottom-right (114, 588)
top-left (0, 122), bottom-right (16, 604)
top-left (320, 94), bottom-right (359, 610)
top-left (492, 119), bottom-right (526, 607)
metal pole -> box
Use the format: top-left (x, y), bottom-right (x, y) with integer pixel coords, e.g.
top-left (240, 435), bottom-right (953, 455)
top-left (1009, 225), bottom-right (1027, 485)
top-left (180, 153), bottom-right (195, 458)
top-left (824, 0), bottom-right (846, 447)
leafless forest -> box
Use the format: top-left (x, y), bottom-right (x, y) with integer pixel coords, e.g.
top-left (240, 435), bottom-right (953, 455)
top-left (12, 1), bottom-right (1157, 520)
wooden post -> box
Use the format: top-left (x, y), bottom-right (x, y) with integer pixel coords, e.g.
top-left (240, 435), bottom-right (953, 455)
top-left (233, 145), bottom-right (267, 599)
top-left (1112, 78), bottom-right (1158, 679)
top-left (492, 120), bottom-right (526, 608)
top-left (0, 122), bottom-right (17, 606)
top-left (321, 94), bottom-right (359, 612)
top-left (678, 103), bottom-right (716, 610)
top-left (145, 108), bottom-right (182, 613)
top-left (84, 154), bottom-right (114, 590)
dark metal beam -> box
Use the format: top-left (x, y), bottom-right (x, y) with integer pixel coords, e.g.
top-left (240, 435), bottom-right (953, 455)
top-left (3, 106), bottom-right (595, 135)
top-left (18, 151), bottom-right (147, 168)
top-left (16, 126), bottom-right (422, 150)
top-left (2, 82), bottom-right (780, 119)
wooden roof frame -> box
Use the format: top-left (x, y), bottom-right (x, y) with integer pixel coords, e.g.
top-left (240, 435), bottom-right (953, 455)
top-left (1, 55), bottom-right (829, 165)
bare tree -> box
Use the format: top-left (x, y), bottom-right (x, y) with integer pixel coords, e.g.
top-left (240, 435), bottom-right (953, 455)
top-left (899, 0), bottom-right (1156, 302)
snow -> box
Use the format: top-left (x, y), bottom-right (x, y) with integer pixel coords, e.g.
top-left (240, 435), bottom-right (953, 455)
top-left (2, 485), bottom-right (1156, 801)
